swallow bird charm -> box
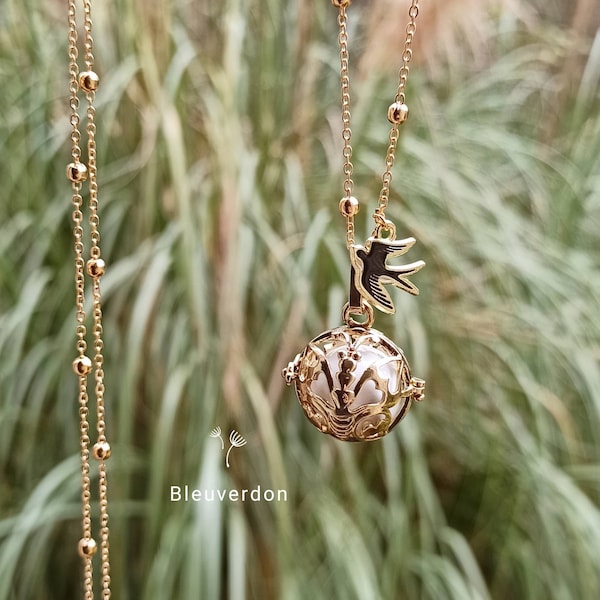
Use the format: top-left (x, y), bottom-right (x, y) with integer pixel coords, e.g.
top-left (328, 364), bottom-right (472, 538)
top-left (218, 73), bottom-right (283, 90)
top-left (350, 237), bottom-right (425, 314)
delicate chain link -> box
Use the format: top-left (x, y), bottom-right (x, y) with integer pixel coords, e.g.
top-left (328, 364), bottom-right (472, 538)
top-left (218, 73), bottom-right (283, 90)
top-left (83, 0), bottom-right (94, 71)
top-left (337, 5), bottom-right (355, 246)
top-left (68, 0), bottom-right (111, 597)
top-left (68, 2), bottom-right (82, 165)
top-left (373, 0), bottom-right (419, 234)
top-left (335, 0), bottom-right (420, 241)
top-left (394, 0), bottom-right (419, 106)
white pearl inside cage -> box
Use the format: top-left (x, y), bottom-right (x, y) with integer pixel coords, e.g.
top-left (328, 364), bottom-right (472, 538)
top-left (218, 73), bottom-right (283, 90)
top-left (283, 325), bottom-right (424, 442)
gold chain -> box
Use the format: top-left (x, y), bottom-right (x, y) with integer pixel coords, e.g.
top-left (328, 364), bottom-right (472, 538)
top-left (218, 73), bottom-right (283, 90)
top-left (67, 1), bottom-right (111, 598)
top-left (335, 0), bottom-right (420, 244)
top-left (337, 4), bottom-right (355, 248)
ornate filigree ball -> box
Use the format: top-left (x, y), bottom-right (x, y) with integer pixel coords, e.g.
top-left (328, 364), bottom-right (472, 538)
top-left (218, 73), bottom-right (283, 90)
top-left (283, 325), bottom-right (424, 442)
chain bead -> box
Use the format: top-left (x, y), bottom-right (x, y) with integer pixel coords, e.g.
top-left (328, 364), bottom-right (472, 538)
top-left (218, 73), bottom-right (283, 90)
top-left (331, 0), bottom-right (351, 6)
top-left (67, 162), bottom-right (88, 183)
top-left (93, 441), bottom-right (111, 460)
top-left (339, 196), bottom-right (360, 217)
top-left (73, 355), bottom-right (93, 376)
top-left (78, 70), bottom-right (100, 93)
top-left (86, 258), bottom-right (106, 278)
top-left (388, 102), bottom-right (409, 125)
top-left (78, 537), bottom-right (98, 558)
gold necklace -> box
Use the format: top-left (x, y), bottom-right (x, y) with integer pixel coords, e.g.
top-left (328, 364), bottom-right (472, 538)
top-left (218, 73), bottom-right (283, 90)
top-left (67, 0), bottom-right (112, 596)
top-left (283, 0), bottom-right (425, 442)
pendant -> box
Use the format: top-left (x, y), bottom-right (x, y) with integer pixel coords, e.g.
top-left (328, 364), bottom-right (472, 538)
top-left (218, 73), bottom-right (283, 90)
top-left (283, 227), bottom-right (425, 442)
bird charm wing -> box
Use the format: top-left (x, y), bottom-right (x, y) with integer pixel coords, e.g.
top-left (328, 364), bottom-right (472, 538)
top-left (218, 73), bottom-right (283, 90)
top-left (350, 236), bottom-right (425, 314)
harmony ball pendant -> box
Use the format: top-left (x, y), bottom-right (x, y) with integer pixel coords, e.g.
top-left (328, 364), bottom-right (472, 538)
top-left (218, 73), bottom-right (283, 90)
top-left (285, 0), bottom-right (427, 442)
top-left (283, 304), bottom-right (425, 442)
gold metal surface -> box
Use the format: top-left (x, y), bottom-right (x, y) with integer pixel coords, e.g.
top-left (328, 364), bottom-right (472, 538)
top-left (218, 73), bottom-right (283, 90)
top-left (72, 355), bottom-right (93, 376)
top-left (78, 538), bottom-right (98, 558)
top-left (339, 195), bottom-right (360, 218)
top-left (66, 162), bottom-right (88, 183)
top-left (86, 258), bottom-right (106, 278)
top-left (342, 300), bottom-right (375, 328)
top-left (78, 70), bottom-right (100, 93)
top-left (283, 325), bottom-right (424, 441)
top-left (93, 441), bottom-right (112, 461)
top-left (387, 102), bottom-right (409, 125)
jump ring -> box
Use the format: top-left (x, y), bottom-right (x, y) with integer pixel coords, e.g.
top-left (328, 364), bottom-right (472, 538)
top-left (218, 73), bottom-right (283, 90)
top-left (374, 219), bottom-right (396, 240)
top-left (342, 301), bottom-right (375, 328)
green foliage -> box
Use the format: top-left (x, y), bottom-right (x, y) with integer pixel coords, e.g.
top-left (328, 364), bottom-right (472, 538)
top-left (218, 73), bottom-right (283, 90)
top-left (1, 1), bottom-right (600, 598)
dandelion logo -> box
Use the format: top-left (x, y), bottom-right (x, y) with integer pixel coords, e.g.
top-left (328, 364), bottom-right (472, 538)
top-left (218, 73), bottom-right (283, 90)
top-left (170, 428), bottom-right (287, 503)
top-left (210, 426), bottom-right (247, 468)
top-left (226, 430), bottom-right (247, 468)
top-left (210, 426), bottom-right (225, 450)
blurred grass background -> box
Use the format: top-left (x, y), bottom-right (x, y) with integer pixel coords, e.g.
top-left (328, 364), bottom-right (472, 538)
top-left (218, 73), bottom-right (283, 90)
top-left (1, 0), bottom-right (600, 598)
